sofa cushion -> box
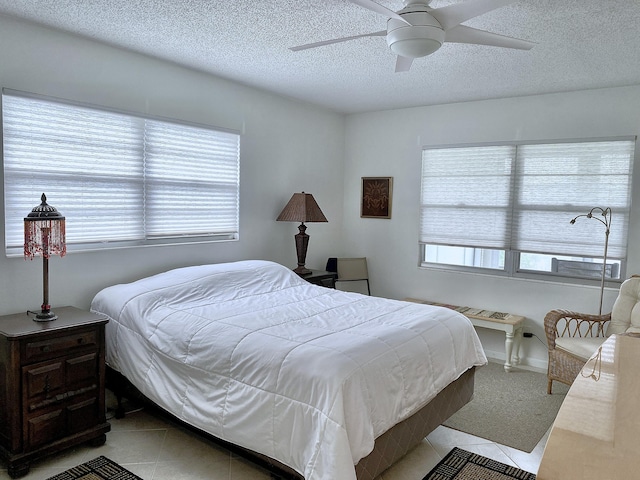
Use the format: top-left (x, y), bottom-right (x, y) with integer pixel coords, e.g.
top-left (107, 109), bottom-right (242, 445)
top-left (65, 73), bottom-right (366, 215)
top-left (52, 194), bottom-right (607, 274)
top-left (607, 276), bottom-right (640, 336)
top-left (555, 336), bottom-right (607, 362)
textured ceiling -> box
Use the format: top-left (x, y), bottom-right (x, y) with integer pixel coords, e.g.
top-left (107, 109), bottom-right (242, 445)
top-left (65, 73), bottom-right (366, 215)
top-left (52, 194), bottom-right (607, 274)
top-left (1, 0), bottom-right (640, 114)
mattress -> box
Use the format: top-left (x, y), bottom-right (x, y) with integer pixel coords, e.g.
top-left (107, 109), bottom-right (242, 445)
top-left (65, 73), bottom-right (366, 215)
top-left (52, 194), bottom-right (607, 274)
top-left (91, 260), bottom-right (486, 480)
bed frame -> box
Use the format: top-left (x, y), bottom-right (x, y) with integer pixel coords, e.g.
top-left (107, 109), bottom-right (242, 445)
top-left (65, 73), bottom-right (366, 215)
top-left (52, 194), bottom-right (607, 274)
top-left (106, 365), bottom-right (475, 480)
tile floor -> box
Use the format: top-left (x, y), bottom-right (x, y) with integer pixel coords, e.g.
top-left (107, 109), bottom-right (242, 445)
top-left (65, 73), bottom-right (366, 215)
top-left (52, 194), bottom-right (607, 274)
top-left (0, 390), bottom-right (548, 480)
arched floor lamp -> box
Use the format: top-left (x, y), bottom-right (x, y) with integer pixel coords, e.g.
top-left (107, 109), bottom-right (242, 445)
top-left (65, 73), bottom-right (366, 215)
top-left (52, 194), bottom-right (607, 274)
top-left (570, 207), bottom-right (611, 315)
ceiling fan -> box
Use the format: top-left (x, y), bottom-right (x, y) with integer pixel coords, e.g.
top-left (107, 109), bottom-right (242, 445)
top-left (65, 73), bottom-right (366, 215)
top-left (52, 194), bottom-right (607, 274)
top-left (290, 0), bottom-right (535, 72)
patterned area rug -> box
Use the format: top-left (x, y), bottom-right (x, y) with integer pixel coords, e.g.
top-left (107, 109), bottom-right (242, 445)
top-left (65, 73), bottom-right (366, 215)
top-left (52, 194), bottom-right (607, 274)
top-left (45, 456), bottom-right (142, 480)
top-left (423, 448), bottom-right (536, 480)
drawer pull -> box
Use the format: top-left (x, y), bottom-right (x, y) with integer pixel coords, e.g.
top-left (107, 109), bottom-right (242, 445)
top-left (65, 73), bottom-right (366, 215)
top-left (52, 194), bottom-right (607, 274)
top-left (41, 345), bottom-right (51, 353)
top-left (29, 384), bottom-right (97, 411)
top-left (43, 374), bottom-right (51, 396)
top-left (77, 338), bottom-right (84, 344)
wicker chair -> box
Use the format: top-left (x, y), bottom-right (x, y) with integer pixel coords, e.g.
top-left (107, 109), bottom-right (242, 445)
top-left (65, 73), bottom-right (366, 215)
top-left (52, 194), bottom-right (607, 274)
top-left (544, 309), bottom-right (610, 394)
top-left (545, 275), bottom-right (640, 394)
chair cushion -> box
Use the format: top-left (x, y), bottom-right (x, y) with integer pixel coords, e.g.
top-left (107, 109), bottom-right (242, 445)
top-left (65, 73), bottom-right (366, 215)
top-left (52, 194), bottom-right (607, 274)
top-left (336, 258), bottom-right (368, 281)
top-left (607, 276), bottom-right (640, 336)
top-left (555, 336), bottom-right (607, 362)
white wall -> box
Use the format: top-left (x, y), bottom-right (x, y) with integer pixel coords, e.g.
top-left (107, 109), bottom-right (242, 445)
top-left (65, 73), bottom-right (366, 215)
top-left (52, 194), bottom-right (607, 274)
top-left (3, 14), bottom-right (640, 371)
top-left (0, 15), bottom-right (346, 316)
top-left (344, 86), bottom-right (640, 369)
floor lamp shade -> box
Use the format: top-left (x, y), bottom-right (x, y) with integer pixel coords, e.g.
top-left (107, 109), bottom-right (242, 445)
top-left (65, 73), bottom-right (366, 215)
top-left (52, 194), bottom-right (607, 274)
top-left (277, 192), bottom-right (327, 275)
top-left (24, 193), bottom-right (66, 322)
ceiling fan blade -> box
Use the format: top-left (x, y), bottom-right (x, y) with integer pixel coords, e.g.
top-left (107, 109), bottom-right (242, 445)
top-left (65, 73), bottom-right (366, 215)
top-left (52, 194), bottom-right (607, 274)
top-left (349, 0), bottom-right (412, 25)
top-left (395, 55), bottom-right (414, 72)
top-left (446, 25), bottom-right (535, 50)
top-left (430, 0), bottom-right (517, 31)
top-left (290, 30), bottom-right (386, 52)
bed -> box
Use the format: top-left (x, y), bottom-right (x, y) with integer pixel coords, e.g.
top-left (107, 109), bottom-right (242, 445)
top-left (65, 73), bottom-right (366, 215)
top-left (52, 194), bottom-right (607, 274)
top-left (90, 260), bottom-right (486, 480)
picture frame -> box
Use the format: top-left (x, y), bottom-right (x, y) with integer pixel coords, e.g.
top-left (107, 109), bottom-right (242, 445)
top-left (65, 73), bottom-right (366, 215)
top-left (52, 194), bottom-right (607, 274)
top-left (361, 177), bottom-right (393, 219)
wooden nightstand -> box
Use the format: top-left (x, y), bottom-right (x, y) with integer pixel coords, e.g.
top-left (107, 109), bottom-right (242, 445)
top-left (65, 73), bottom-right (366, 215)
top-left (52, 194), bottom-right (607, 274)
top-left (298, 269), bottom-right (338, 288)
top-left (0, 307), bottom-right (111, 478)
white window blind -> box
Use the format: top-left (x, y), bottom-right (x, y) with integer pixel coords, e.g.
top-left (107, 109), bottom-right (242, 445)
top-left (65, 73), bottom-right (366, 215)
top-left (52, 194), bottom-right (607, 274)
top-left (514, 141), bottom-right (634, 259)
top-left (3, 90), bottom-right (240, 255)
top-left (420, 145), bottom-right (515, 250)
top-left (144, 120), bottom-right (240, 238)
top-left (421, 139), bottom-right (634, 261)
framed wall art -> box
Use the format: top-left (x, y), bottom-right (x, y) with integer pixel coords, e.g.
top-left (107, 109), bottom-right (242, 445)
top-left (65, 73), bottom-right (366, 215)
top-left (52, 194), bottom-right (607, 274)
top-left (361, 177), bottom-right (393, 219)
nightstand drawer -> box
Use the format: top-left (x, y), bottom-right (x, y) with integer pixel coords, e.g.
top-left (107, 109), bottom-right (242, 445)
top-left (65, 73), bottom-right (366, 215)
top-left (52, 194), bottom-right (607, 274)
top-left (25, 396), bottom-right (99, 450)
top-left (26, 409), bottom-right (64, 449)
top-left (24, 362), bottom-right (65, 401)
top-left (298, 270), bottom-right (337, 288)
top-left (24, 352), bottom-right (99, 411)
top-left (24, 330), bottom-right (97, 363)
top-left (66, 353), bottom-right (98, 388)
top-left (67, 397), bottom-right (99, 434)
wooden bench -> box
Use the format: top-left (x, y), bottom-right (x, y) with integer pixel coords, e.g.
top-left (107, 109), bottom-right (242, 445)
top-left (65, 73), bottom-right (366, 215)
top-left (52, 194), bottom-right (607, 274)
top-left (405, 298), bottom-right (525, 372)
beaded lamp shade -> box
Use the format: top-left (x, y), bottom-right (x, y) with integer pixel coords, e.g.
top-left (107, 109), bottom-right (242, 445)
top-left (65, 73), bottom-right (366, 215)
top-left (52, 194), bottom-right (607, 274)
top-left (24, 193), bottom-right (66, 259)
top-left (24, 193), bottom-right (66, 321)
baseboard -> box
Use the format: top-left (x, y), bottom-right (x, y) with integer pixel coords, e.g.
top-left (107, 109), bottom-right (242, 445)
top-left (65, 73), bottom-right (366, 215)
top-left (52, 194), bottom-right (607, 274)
top-left (483, 349), bottom-right (548, 374)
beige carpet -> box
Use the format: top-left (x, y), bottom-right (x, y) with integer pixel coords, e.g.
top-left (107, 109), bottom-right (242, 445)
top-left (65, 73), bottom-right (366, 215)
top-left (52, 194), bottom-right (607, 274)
top-left (443, 362), bottom-right (569, 452)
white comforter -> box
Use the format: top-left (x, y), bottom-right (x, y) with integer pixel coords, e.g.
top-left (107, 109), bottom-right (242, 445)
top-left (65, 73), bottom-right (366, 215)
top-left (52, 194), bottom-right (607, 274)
top-left (91, 260), bottom-right (486, 480)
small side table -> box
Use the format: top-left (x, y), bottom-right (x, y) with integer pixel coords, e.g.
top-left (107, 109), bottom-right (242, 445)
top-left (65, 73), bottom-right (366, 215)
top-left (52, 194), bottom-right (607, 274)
top-left (0, 307), bottom-right (111, 478)
top-left (298, 270), bottom-right (338, 288)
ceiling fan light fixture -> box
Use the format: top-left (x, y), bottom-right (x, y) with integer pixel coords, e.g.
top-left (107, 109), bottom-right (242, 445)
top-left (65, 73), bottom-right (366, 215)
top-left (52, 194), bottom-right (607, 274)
top-left (290, 0), bottom-right (535, 72)
top-left (387, 25), bottom-right (444, 58)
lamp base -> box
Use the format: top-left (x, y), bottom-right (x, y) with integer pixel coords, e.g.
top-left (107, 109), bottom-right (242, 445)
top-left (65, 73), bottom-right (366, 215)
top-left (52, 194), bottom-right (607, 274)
top-left (294, 266), bottom-right (312, 275)
top-left (292, 223), bottom-right (312, 276)
top-left (32, 311), bottom-right (58, 322)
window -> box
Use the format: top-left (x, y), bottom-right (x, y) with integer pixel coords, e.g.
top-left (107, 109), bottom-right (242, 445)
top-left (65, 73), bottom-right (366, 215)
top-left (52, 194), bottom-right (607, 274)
top-left (420, 139), bottom-right (635, 282)
top-left (2, 90), bottom-right (240, 255)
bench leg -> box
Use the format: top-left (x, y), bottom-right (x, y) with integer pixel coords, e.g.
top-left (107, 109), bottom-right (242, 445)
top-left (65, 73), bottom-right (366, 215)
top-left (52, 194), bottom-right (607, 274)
top-left (504, 331), bottom-right (514, 372)
top-left (512, 327), bottom-right (523, 366)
